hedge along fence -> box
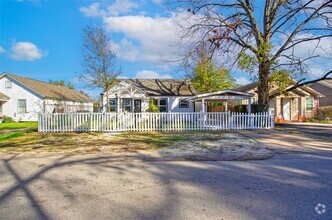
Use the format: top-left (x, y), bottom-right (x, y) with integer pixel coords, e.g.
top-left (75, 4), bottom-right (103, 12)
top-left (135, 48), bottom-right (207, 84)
top-left (38, 112), bottom-right (274, 133)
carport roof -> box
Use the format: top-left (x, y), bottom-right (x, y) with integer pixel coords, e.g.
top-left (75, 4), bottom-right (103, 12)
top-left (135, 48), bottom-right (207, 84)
top-left (186, 90), bottom-right (254, 102)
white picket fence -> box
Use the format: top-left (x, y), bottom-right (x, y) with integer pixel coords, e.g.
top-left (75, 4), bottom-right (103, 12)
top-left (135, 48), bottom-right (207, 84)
top-left (38, 112), bottom-right (274, 133)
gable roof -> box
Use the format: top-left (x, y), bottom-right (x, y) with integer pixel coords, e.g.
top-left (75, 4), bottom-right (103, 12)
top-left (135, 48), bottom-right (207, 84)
top-left (317, 79), bottom-right (332, 89)
top-left (236, 80), bottom-right (323, 97)
top-left (1, 73), bottom-right (93, 103)
top-left (123, 79), bottom-right (196, 96)
top-left (0, 92), bottom-right (10, 101)
top-left (236, 82), bottom-right (258, 93)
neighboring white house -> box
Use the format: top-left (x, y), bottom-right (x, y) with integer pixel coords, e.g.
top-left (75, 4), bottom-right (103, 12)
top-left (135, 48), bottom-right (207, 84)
top-left (101, 79), bottom-right (254, 113)
top-left (0, 72), bottom-right (94, 121)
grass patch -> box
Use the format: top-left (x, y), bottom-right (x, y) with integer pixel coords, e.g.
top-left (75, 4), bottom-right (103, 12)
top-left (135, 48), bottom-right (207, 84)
top-left (0, 128), bottom-right (37, 142)
top-left (0, 122), bottom-right (38, 131)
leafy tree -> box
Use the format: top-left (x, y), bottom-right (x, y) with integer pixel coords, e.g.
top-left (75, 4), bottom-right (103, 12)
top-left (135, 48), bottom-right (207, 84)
top-left (192, 60), bottom-right (235, 93)
top-left (170, 0), bottom-right (332, 108)
top-left (49, 80), bottom-right (74, 90)
top-left (148, 98), bottom-right (159, 112)
top-left (79, 26), bottom-right (122, 112)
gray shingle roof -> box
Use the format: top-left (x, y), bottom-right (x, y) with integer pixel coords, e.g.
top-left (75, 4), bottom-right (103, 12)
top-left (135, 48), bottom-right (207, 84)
top-left (124, 79), bottom-right (196, 96)
top-left (3, 73), bottom-right (93, 103)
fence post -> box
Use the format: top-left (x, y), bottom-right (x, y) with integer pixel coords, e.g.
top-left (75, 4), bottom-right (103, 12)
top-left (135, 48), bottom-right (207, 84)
top-left (228, 111), bottom-right (232, 130)
top-left (38, 114), bottom-right (41, 132)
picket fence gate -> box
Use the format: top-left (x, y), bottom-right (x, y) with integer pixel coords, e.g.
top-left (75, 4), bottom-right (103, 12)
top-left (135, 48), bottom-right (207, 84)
top-left (38, 112), bottom-right (274, 133)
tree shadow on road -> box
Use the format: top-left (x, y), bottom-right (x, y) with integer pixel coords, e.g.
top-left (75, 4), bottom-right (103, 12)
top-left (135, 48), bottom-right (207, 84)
top-left (0, 152), bottom-right (331, 219)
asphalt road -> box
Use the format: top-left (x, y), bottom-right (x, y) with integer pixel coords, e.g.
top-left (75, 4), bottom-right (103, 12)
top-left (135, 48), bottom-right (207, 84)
top-left (276, 122), bottom-right (332, 139)
top-left (0, 129), bottom-right (331, 220)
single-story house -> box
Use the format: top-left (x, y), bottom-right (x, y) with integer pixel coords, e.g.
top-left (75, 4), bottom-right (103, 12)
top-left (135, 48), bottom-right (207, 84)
top-left (0, 72), bottom-right (94, 121)
top-left (101, 79), bottom-right (255, 114)
top-left (236, 80), bottom-right (324, 122)
top-left (308, 80), bottom-right (332, 107)
top-left (103, 78), bottom-right (324, 123)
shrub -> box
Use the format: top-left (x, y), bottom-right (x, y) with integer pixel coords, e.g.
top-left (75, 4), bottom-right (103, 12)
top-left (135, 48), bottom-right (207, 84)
top-left (317, 106), bottom-right (332, 120)
top-left (2, 116), bottom-right (13, 123)
top-left (148, 98), bottom-right (159, 112)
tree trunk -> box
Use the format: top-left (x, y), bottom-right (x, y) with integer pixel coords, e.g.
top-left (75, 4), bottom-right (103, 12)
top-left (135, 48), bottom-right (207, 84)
top-left (257, 63), bottom-right (270, 111)
top-left (105, 92), bottom-right (110, 112)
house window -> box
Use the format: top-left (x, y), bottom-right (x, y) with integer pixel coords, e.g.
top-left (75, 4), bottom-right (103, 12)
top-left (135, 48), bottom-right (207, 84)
top-left (306, 97), bottom-right (314, 111)
top-left (153, 98), bottom-right (168, 112)
top-left (122, 99), bottom-right (132, 112)
top-left (250, 98), bottom-right (256, 104)
top-left (109, 99), bottom-right (117, 112)
top-left (179, 99), bottom-right (189, 108)
top-left (17, 99), bottom-right (26, 114)
top-left (5, 81), bottom-right (12, 89)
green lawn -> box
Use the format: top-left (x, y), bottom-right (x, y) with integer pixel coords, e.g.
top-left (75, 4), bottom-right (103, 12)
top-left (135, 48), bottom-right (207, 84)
top-left (0, 128), bottom-right (37, 142)
top-left (0, 122), bottom-right (38, 131)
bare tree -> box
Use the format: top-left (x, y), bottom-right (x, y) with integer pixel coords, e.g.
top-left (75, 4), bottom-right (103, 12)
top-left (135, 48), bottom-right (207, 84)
top-left (169, 0), bottom-right (332, 107)
top-left (79, 26), bottom-right (122, 112)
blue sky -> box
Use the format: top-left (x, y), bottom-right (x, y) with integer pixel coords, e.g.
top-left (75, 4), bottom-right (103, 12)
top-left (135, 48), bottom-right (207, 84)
top-left (0, 0), bottom-right (252, 98)
top-left (6, 0), bottom-right (331, 99)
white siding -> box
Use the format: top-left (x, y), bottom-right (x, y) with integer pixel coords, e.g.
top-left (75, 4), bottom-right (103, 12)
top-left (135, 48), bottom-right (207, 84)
top-left (152, 96), bottom-right (194, 112)
top-left (44, 99), bottom-right (93, 113)
top-left (0, 76), bottom-right (43, 121)
top-left (0, 76), bottom-right (94, 121)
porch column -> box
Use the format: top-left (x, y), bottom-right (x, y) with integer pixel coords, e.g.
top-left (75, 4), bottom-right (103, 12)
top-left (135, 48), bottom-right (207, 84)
top-left (132, 98), bottom-right (134, 113)
top-left (117, 96), bottom-right (120, 113)
top-left (248, 98), bottom-right (252, 114)
top-left (225, 102), bottom-right (228, 111)
top-left (201, 99), bottom-right (205, 112)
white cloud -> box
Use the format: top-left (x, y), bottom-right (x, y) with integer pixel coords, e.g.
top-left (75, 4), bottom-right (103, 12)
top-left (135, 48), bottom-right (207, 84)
top-left (80, 2), bottom-right (101, 17)
top-left (0, 46), bottom-right (5, 53)
top-left (236, 77), bottom-right (251, 85)
top-left (80, 2), bottom-right (190, 67)
top-left (277, 34), bottom-right (332, 78)
top-left (134, 70), bottom-right (172, 79)
top-left (152, 0), bottom-right (163, 4)
top-left (80, 1), bottom-right (139, 17)
top-left (103, 14), bottom-right (181, 65)
top-left (107, 0), bottom-right (139, 16)
top-left (10, 41), bottom-right (47, 61)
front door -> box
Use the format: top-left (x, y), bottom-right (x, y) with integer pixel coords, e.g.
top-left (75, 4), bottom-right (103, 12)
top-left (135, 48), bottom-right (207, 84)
top-left (134, 100), bottom-right (141, 112)
top-left (283, 98), bottom-right (291, 120)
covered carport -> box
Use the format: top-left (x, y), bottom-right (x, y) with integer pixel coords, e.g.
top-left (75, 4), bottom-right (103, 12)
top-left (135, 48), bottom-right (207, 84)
top-left (186, 90), bottom-right (254, 114)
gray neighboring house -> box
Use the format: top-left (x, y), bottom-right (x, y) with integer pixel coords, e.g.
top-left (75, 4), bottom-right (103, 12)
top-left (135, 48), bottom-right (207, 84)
top-left (308, 80), bottom-right (332, 107)
top-left (0, 72), bottom-right (94, 121)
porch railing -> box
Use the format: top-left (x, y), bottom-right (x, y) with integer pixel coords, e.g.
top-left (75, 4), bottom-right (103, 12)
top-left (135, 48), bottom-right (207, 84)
top-left (38, 112), bottom-right (274, 133)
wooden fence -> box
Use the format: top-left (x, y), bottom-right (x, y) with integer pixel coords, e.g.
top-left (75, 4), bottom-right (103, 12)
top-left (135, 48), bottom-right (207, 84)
top-left (38, 112), bottom-right (274, 132)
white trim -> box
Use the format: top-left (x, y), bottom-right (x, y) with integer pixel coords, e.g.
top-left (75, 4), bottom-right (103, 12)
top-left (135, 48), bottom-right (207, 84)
top-left (186, 90), bottom-right (253, 101)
